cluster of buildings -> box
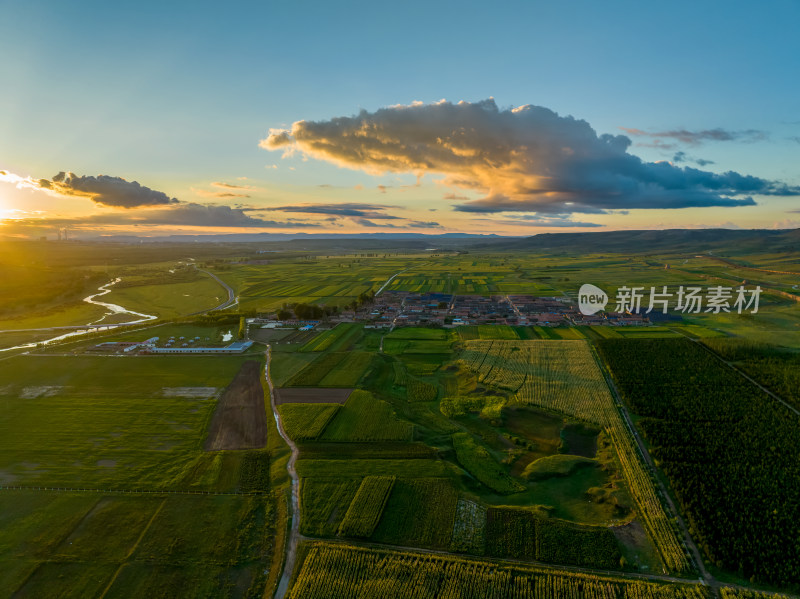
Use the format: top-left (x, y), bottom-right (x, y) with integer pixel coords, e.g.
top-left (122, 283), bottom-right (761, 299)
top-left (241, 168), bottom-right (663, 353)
top-left (86, 336), bottom-right (254, 355)
top-left (257, 292), bottom-right (654, 329)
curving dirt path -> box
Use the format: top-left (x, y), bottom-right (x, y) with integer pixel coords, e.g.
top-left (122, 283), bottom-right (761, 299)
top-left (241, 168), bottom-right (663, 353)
top-left (265, 346), bottom-right (303, 599)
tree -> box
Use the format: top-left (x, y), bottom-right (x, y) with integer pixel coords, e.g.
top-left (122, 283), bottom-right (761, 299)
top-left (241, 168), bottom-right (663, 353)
top-left (237, 316), bottom-right (247, 339)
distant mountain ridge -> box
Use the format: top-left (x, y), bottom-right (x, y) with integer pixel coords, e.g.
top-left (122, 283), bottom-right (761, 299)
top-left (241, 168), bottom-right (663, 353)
top-left (502, 228), bottom-right (800, 254)
top-left (6, 228), bottom-right (798, 255)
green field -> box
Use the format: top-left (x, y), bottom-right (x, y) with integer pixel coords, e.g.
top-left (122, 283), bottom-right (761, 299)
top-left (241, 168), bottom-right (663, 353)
top-left (300, 478), bottom-right (361, 537)
top-left (3, 241), bottom-right (799, 597)
top-left (278, 403), bottom-right (341, 441)
top-left (452, 432), bottom-right (525, 494)
top-left (103, 275), bottom-right (226, 319)
top-left (0, 492), bottom-right (274, 598)
top-left (0, 354), bottom-right (260, 490)
top-left (338, 476), bottom-right (396, 538)
top-left (0, 343), bottom-right (278, 596)
top-left (599, 338), bottom-right (800, 586)
top-left (320, 390), bottom-right (414, 442)
top-left (372, 477), bottom-right (459, 549)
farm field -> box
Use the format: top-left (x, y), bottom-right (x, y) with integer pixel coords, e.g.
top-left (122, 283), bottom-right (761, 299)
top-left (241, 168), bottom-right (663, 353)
top-left (2, 241), bottom-right (799, 597)
top-left (273, 325), bottom-right (673, 575)
top-left (0, 346), bottom-right (278, 597)
top-left (211, 256), bottom-right (411, 312)
top-left (700, 338), bottom-right (800, 410)
top-left (0, 353), bottom-right (264, 491)
top-left (287, 542), bottom-right (709, 599)
top-left (0, 491), bottom-right (275, 598)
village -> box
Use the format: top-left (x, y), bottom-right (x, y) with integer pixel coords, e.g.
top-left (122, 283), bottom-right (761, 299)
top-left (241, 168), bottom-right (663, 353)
top-left (255, 292), bottom-right (652, 330)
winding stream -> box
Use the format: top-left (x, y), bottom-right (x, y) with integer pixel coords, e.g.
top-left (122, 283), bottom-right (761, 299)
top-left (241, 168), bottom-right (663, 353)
top-left (0, 278), bottom-right (157, 353)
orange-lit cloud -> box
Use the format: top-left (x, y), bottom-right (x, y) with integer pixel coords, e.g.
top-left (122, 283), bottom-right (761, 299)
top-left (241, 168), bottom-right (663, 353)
top-left (261, 99), bottom-right (799, 214)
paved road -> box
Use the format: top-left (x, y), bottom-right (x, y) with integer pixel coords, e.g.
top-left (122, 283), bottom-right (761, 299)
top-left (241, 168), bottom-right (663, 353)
top-left (197, 269), bottom-right (237, 311)
top-left (265, 346), bottom-right (303, 599)
top-left (375, 268), bottom-right (408, 296)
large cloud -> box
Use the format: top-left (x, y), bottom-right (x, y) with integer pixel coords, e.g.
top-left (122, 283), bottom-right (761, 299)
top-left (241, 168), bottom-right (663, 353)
top-left (261, 99), bottom-right (799, 214)
top-left (40, 172), bottom-right (179, 208)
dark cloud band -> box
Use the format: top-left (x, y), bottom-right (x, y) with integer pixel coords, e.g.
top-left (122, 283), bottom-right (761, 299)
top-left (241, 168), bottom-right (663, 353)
top-left (46, 171), bottom-right (178, 208)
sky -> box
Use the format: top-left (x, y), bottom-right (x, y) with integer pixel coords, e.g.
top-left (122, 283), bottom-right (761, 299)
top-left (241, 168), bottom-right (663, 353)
top-left (1, 0), bottom-right (799, 238)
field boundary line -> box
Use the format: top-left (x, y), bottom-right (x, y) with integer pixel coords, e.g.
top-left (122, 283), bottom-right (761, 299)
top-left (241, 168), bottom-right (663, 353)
top-left (98, 497), bottom-right (167, 598)
top-left (673, 332), bottom-right (800, 418)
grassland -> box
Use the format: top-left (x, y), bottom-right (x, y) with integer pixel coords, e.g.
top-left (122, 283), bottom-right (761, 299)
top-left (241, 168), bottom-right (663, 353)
top-left (521, 454), bottom-right (598, 480)
top-left (0, 354), bottom-right (260, 490)
top-left (452, 432), bottom-right (525, 494)
top-left (1, 492), bottom-right (274, 598)
top-left (0, 343), bottom-right (277, 596)
top-left (102, 275), bottom-right (226, 319)
top-left (458, 339), bottom-right (690, 572)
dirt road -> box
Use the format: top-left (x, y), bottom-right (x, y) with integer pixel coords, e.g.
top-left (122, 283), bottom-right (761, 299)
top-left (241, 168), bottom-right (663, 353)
top-left (265, 346), bottom-right (303, 599)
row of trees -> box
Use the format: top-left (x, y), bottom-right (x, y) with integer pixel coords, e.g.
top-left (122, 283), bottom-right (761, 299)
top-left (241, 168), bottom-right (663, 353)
top-left (276, 289), bottom-right (376, 320)
top-left (598, 338), bottom-right (800, 588)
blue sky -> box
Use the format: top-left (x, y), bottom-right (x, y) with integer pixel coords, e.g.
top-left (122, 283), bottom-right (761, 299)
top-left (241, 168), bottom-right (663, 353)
top-left (1, 0), bottom-right (799, 236)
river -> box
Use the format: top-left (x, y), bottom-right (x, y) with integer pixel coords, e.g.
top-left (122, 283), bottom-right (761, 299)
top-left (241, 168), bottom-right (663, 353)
top-left (0, 278), bottom-right (157, 353)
